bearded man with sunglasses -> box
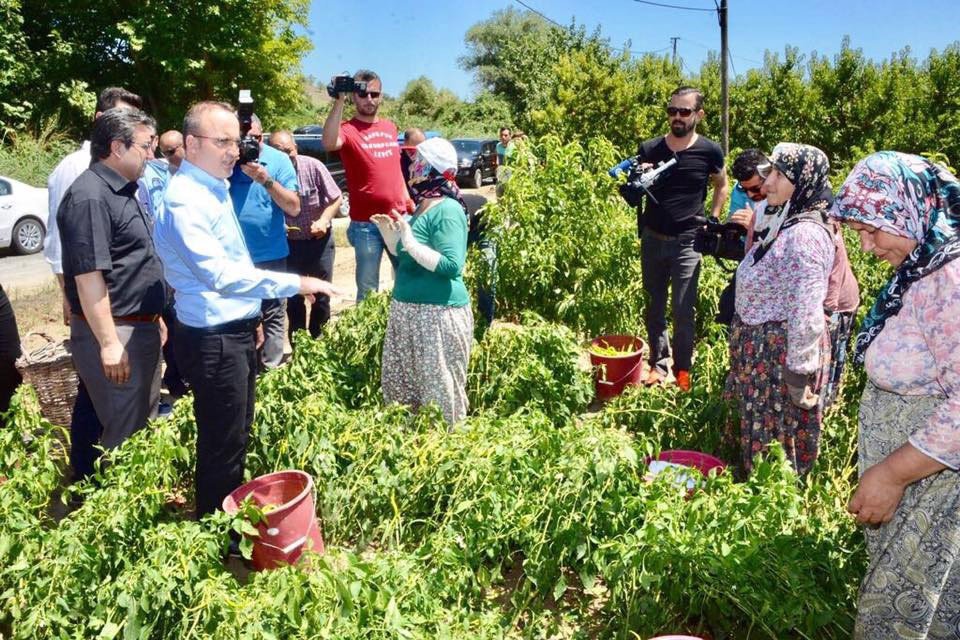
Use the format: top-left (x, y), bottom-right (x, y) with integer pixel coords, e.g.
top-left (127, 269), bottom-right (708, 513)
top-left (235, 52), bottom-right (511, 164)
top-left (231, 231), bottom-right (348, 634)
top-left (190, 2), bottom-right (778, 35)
top-left (322, 69), bottom-right (411, 302)
top-left (635, 86), bottom-right (728, 391)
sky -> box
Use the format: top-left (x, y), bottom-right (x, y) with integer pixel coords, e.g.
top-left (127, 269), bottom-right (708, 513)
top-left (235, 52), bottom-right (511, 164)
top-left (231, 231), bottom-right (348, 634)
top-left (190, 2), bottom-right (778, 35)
top-left (303, 0), bottom-right (960, 100)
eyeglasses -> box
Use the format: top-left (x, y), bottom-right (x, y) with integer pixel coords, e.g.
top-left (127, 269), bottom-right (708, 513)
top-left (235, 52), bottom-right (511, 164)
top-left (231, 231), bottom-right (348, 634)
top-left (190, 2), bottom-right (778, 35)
top-left (131, 140), bottom-right (154, 153)
top-left (160, 144), bottom-right (182, 157)
top-left (356, 91), bottom-right (381, 99)
top-left (666, 107), bottom-right (695, 117)
top-left (249, 134), bottom-right (263, 142)
top-left (755, 162), bottom-right (772, 179)
top-left (193, 135), bottom-right (242, 149)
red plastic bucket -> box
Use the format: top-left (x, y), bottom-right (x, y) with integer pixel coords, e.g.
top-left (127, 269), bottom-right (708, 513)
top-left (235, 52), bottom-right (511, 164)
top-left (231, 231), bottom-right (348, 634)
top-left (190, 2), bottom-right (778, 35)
top-left (589, 335), bottom-right (646, 399)
top-left (222, 469), bottom-right (325, 571)
top-left (651, 450), bottom-right (726, 476)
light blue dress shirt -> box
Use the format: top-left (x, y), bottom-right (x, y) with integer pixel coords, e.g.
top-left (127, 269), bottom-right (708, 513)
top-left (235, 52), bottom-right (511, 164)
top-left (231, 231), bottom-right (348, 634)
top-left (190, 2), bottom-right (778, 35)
top-left (154, 159), bottom-right (301, 328)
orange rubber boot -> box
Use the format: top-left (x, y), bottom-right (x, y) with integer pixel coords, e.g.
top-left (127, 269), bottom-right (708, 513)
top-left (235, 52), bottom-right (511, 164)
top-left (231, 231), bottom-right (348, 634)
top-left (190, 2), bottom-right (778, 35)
top-left (676, 370), bottom-right (691, 392)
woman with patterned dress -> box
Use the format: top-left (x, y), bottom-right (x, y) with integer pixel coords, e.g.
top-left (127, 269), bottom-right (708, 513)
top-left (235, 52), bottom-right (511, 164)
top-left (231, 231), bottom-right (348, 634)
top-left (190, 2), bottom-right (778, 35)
top-left (831, 151), bottom-right (960, 640)
top-left (371, 138), bottom-right (473, 424)
top-left (725, 143), bottom-right (835, 476)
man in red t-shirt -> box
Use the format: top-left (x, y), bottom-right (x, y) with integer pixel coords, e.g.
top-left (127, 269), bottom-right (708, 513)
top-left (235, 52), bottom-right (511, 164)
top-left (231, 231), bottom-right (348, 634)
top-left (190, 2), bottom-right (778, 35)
top-left (322, 69), bottom-right (411, 301)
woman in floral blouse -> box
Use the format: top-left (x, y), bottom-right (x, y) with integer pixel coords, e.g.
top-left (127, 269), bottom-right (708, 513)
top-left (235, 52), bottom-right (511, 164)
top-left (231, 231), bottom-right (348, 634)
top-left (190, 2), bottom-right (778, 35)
top-left (725, 143), bottom-right (835, 476)
top-left (831, 151), bottom-right (960, 640)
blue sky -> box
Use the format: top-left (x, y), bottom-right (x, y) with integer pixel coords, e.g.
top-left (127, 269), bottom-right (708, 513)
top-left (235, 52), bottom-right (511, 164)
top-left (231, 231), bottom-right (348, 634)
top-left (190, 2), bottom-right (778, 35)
top-left (302, 0), bottom-right (960, 100)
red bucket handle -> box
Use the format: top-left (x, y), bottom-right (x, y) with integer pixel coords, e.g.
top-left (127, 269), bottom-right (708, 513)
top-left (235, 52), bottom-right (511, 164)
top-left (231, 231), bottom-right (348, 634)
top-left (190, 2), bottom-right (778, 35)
top-left (596, 358), bottom-right (643, 387)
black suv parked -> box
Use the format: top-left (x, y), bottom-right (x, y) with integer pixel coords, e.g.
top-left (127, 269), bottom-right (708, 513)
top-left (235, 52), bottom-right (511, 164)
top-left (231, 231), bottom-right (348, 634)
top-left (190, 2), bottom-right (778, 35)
top-left (451, 138), bottom-right (498, 189)
top-left (289, 126), bottom-right (346, 192)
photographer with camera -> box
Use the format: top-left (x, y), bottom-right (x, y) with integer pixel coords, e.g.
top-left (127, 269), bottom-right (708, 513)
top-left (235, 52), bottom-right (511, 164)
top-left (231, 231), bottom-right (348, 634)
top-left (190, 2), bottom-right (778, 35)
top-left (323, 69), bottom-right (411, 302)
top-left (228, 102), bottom-right (300, 370)
top-left (630, 86), bottom-right (728, 392)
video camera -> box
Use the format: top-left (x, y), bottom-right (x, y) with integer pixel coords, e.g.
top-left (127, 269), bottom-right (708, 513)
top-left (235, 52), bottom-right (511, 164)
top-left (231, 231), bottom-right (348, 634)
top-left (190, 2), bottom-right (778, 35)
top-left (693, 216), bottom-right (747, 262)
top-left (237, 89), bottom-right (259, 165)
top-left (611, 156), bottom-right (677, 207)
top-left (326, 74), bottom-right (367, 99)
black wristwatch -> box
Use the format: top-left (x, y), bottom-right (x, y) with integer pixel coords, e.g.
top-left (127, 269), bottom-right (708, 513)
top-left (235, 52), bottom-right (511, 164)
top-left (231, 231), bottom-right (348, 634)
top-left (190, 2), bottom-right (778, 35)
top-left (263, 178), bottom-right (275, 190)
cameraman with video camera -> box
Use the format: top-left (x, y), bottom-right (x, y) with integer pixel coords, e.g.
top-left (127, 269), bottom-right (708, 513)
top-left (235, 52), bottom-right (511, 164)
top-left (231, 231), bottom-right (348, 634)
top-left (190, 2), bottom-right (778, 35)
top-left (630, 86), bottom-right (728, 391)
top-left (322, 69), bottom-right (411, 302)
top-left (228, 96), bottom-right (300, 370)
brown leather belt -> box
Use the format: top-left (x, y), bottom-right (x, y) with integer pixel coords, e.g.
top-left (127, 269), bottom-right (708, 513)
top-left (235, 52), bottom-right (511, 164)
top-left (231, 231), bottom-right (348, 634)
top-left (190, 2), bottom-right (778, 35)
top-left (644, 228), bottom-right (679, 241)
top-left (75, 313), bottom-right (159, 323)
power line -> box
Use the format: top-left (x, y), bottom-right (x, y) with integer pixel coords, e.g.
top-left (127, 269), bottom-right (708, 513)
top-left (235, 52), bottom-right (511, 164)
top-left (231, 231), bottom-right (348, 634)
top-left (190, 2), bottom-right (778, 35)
top-left (511, 0), bottom-right (673, 57)
top-left (631, 0), bottom-right (716, 13)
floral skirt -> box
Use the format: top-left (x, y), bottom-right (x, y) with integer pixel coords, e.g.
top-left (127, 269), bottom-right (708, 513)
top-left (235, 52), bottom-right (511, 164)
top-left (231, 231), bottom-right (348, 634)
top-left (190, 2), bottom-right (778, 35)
top-left (381, 300), bottom-right (473, 424)
top-left (854, 382), bottom-right (960, 640)
top-left (723, 316), bottom-right (829, 477)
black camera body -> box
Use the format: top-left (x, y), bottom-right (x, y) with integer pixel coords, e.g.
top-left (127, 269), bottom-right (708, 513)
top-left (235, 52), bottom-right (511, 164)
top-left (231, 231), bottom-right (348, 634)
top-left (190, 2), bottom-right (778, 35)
top-left (237, 89), bottom-right (259, 165)
top-left (326, 75), bottom-right (367, 98)
top-left (694, 216), bottom-right (748, 261)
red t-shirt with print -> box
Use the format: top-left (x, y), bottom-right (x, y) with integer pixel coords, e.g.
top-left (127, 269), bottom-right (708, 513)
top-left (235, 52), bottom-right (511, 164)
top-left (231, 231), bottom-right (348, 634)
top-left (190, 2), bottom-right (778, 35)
top-left (339, 118), bottom-right (410, 222)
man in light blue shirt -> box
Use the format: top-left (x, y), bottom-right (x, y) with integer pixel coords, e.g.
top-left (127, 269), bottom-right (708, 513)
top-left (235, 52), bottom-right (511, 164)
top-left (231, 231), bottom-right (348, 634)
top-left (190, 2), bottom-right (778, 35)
top-left (229, 114), bottom-right (300, 370)
top-left (155, 100), bottom-right (336, 518)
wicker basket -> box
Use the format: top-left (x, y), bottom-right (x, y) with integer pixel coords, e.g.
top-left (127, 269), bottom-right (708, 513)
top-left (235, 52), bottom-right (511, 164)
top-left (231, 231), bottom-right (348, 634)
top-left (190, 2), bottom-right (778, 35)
top-left (15, 332), bottom-right (78, 427)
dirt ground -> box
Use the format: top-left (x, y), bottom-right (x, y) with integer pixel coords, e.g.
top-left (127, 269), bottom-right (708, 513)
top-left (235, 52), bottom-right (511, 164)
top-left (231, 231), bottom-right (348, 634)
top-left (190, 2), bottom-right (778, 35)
top-left (5, 184), bottom-right (498, 355)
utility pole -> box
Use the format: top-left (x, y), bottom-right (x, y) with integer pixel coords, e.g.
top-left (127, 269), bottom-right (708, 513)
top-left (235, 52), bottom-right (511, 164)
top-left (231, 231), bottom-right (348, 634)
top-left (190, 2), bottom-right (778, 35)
top-left (670, 36), bottom-right (680, 67)
top-left (718, 0), bottom-right (729, 155)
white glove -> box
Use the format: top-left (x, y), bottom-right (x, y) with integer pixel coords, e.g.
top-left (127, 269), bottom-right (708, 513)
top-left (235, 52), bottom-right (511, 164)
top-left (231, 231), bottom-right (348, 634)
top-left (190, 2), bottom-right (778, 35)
top-left (369, 214), bottom-right (401, 255)
top-left (398, 217), bottom-right (442, 272)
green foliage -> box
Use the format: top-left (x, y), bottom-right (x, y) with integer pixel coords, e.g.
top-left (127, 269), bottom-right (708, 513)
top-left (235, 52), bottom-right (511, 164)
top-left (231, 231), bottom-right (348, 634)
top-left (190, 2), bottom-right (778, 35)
top-left (468, 312), bottom-right (594, 425)
top-left (472, 134), bottom-right (644, 335)
top-left (0, 119), bottom-right (76, 186)
top-left (5, 0), bottom-right (312, 133)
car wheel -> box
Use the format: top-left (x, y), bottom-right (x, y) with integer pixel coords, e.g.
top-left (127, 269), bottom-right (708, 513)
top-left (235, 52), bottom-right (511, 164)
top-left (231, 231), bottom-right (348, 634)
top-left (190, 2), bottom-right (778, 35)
top-left (471, 168), bottom-right (482, 189)
top-left (12, 218), bottom-right (44, 255)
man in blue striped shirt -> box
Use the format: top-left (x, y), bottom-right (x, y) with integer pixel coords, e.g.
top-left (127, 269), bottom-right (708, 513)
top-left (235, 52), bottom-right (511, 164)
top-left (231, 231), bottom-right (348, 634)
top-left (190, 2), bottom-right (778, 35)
top-left (155, 101), bottom-right (337, 517)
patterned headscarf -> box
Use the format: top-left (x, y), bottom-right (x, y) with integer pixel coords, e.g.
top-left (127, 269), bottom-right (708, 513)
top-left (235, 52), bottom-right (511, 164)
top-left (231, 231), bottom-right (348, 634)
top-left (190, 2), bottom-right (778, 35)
top-left (408, 154), bottom-right (468, 215)
top-left (752, 143), bottom-right (832, 264)
top-left (830, 151), bottom-right (960, 363)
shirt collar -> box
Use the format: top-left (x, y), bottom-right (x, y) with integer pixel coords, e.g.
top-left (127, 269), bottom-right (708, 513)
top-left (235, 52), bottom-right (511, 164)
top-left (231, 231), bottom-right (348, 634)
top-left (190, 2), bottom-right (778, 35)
top-left (179, 158), bottom-right (231, 196)
top-left (91, 162), bottom-right (137, 194)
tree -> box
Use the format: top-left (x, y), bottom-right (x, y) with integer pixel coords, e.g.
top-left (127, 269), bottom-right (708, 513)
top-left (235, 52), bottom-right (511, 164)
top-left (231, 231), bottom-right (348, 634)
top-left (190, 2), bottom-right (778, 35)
top-left (13, 0), bottom-right (311, 132)
top-left (0, 0), bottom-right (38, 134)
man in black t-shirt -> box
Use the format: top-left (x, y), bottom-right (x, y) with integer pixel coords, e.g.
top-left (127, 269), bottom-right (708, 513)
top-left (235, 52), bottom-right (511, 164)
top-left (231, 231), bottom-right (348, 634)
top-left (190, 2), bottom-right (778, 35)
top-left (635, 86), bottom-right (728, 391)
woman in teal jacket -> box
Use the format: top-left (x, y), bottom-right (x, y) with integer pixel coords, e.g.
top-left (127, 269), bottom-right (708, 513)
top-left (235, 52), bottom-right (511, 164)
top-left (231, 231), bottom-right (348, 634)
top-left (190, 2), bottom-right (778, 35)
top-left (371, 137), bottom-right (473, 423)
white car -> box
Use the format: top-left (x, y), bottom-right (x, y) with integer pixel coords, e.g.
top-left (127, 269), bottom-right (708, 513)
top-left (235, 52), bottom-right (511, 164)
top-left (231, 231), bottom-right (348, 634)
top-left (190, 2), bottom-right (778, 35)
top-left (0, 175), bottom-right (47, 254)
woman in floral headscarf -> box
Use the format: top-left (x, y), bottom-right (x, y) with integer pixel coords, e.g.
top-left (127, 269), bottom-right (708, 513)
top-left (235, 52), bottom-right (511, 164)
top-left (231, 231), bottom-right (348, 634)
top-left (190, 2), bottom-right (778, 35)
top-left (831, 151), bottom-right (960, 640)
top-left (725, 143), bottom-right (835, 476)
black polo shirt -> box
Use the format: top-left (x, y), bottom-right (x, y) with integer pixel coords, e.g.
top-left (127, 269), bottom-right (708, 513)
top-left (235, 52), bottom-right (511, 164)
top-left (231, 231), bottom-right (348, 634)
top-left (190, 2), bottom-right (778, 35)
top-left (58, 162), bottom-right (166, 317)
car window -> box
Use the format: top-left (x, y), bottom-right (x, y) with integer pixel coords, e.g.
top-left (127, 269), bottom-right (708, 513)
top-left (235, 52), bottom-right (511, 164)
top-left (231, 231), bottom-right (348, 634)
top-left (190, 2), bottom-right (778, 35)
top-left (452, 140), bottom-right (480, 154)
top-left (0, 180), bottom-right (10, 196)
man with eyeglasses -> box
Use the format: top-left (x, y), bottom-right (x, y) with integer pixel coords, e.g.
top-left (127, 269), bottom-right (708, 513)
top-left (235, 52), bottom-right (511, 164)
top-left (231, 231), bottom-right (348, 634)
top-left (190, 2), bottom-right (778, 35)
top-left (157, 130), bottom-right (185, 172)
top-left (155, 101), bottom-right (338, 517)
top-left (45, 86), bottom-right (142, 483)
top-left (228, 113), bottom-right (300, 370)
top-left (322, 69), bottom-right (411, 302)
top-left (267, 130), bottom-right (342, 342)
top-left (57, 107), bottom-right (167, 464)
top-left (635, 85), bottom-right (728, 392)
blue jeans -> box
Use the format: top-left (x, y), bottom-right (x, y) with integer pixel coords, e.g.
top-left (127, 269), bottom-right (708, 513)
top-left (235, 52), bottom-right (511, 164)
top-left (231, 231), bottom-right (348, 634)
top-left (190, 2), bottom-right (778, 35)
top-left (348, 221), bottom-right (396, 302)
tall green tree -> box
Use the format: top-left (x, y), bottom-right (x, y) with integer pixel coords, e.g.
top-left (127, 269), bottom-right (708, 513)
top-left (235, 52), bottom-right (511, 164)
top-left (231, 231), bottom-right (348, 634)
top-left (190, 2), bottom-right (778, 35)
top-left (13, 0), bottom-right (311, 132)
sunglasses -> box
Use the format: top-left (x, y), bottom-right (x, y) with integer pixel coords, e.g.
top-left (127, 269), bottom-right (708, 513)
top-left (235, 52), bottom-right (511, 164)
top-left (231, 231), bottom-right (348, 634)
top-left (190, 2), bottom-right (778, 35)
top-left (666, 106), bottom-right (695, 117)
top-left (356, 90), bottom-right (381, 99)
top-left (744, 183), bottom-right (764, 195)
top-left (755, 162), bottom-right (772, 179)
top-left (160, 145), bottom-right (181, 157)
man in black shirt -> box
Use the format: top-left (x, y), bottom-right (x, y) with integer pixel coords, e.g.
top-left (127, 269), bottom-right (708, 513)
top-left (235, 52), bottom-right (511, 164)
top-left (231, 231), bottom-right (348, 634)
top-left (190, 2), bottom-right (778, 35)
top-left (636, 86), bottom-right (728, 390)
top-left (58, 107), bottom-right (166, 455)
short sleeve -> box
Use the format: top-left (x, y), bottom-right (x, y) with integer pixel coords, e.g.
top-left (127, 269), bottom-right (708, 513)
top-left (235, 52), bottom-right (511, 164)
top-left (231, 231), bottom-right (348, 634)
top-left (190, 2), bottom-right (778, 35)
top-left (58, 197), bottom-right (113, 277)
top-left (273, 152), bottom-right (299, 192)
top-left (710, 142), bottom-right (725, 174)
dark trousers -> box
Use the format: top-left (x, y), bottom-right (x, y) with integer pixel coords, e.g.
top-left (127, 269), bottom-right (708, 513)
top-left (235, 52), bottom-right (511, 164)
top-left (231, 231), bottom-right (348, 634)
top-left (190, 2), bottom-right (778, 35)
top-left (175, 319), bottom-right (258, 518)
top-left (254, 258), bottom-right (287, 370)
top-left (641, 228), bottom-right (702, 375)
top-left (286, 235), bottom-right (335, 341)
top-left (70, 381), bottom-right (101, 481)
top-left (0, 285), bottom-right (21, 425)
top-left (161, 299), bottom-right (187, 397)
